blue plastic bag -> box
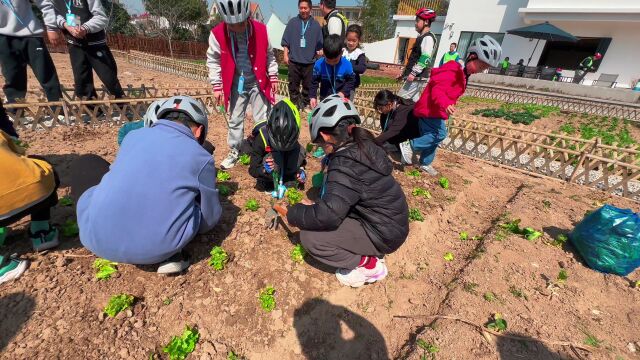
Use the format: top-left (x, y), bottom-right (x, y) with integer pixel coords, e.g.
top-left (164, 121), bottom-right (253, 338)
top-left (117, 120), bottom-right (144, 146)
top-left (570, 204), bottom-right (640, 276)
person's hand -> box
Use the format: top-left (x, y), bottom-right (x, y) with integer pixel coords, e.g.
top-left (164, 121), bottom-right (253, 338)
top-left (213, 90), bottom-right (223, 105)
top-left (297, 169), bottom-right (306, 183)
top-left (301, 199), bottom-right (315, 205)
top-left (271, 81), bottom-right (278, 95)
top-left (63, 24), bottom-right (77, 37)
top-left (407, 74), bottom-right (416, 82)
top-left (47, 30), bottom-right (63, 46)
top-left (338, 92), bottom-right (345, 98)
top-left (446, 104), bottom-right (456, 116)
top-left (317, 49), bottom-right (324, 57)
top-left (75, 26), bottom-right (87, 39)
top-left (310, 98), bottom-right (317, 109)
top-left (264, 156), bottom-right (275, 174)
top-left (283, 53), bottom-right (289, 65)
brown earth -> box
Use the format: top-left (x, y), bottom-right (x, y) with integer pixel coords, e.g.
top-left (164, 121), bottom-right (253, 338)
top-left (1, 54), bottom-right (640, 360)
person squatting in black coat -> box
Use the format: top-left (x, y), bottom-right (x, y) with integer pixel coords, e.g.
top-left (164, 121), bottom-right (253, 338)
top-left (374, 89), bottom-right (421, 165)
top-left (285, 95), bottom-right (409, 288)
top-left (246, 99), bottom-right (307, 192)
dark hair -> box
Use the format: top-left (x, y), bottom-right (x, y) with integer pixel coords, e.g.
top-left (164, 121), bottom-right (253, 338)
top-left (505, 56), bottom-right (510, 60)
top-left (320, 0), bottom-right (336, 9)
top-left (164, 111), bottom-right (204, 143)
top-left (298, 0), bottom-right (312, 7)
top-left (416, 17), bottom-right (434, 27)
top-left (323, 34), bottom-right (343, 59)
top-left (450, 42), bottom-right (457, 47)
top-left (374, 89), bottom-right (398, 108)
top-left (319, 117), bottom-right (377, 159)
top-left (346, 24), bottom-right (362, 40)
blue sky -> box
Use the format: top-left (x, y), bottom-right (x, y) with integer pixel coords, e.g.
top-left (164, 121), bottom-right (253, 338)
top-left (122, 0), bottom-right (359, 20)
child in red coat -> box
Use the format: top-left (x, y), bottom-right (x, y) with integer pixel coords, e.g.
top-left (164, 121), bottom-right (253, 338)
top-left (410, 35), bottom-right (502, 175)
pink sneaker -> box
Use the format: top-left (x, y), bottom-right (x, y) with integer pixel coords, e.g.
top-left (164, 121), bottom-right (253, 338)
top-left (335, 258), bottom-right (388, 288)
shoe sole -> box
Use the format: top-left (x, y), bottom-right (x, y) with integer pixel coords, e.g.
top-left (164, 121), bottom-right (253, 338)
top-left (0, 260), bottom-right (29, 284)
top-left (337, 265), bottom-right (389, 288)
top-left (157, 261), bottom-right (190, 274)
top-left (32, 239), bottom-right (60, 252)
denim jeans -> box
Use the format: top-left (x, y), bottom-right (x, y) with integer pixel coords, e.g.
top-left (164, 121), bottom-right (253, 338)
top-left (411, 118), bottom-right (448, 166)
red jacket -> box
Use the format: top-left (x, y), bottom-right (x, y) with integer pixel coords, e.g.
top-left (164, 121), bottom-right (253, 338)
top-left (413, 61), bottom-right (467, 120)
top-left (211, 20), bottom-right (276, 109)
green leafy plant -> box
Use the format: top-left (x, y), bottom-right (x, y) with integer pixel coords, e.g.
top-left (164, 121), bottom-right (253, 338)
top-left (103, 294), bottom-right (135, 317)
top-left (509, 286), bottom-right (528, 301)
top-left (238, 154), bottom-right (250, 165)
top-left (13, 139), bottom-right (30, 149)
top-left (285, 187), bottom-right (304, 205)
top-left (408, 208), bottom-right (424, 222)
top-left (218, 184), bottom-right (232, 197)
top-left (463, 282), bottom-right (478, 294)
top-left (557, 269), bottom-right (568, 284)
top-left (244, 199), bottom-right (260, 211)
top-left (551, 234), bottom-right (568, 247)
top-left (416, 339), bottom-right (439, 360)
top-left (217, 171), bottom-right (231, 182)
top-left (406, 169), bottom-right (421, 178)
top-left (542, 199), bottom-right (551, 210)
top-left (522, 227), bottom-right (542, 241)
top-left (58, 196), bottom-right (73, 207)
top-left (163, 326), bottom-right (200, 360)
top-left (500, 218), bottom-right (543, 242)
top-left (483, 292), bottom-right (497, 302)
top-left (485, 313), bottom-right (507, 332)
top-left (208, 246), bottom-right (229, 271)
top-left (290, 244), bottom-right (307, 264)
top-left (163, 298), bottom-right (173, 306)
top-left (583, 331), bottom-right (602, 348)
top-left (61, 219), bottom-right (79, 237)
top-left (438, 177), bottom-right (450, 189)
top-left (93, 258), bottom-right (118, 280)
top-left (443, 252), bottom-right (454, 261)
top-left (258, 286), bottom-right (276, 312)
top-left (305, 143), bottom-right (315, 153)
top-left (412, 187), bottom-right (432, 199)
top-left (459, 231), bottom-right (469, 241)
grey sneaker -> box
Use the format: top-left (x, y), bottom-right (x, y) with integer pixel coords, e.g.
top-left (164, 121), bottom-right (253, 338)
top-left (157, 251), bottom-right (190, 274)
top-left (419, 165), bottom-right (439, 176)
top-left (220, 148), bottom-right (239, 170)
top-left (29, 226), bottom-right (60, 252)
top-left (399, 141), bottom-right (413, 165)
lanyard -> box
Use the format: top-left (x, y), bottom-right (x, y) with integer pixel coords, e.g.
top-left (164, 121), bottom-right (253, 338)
top-left (1, 0), bottom-right (26, 26)
top-left (323, 62), bottom-right (337, 95)
top-left (383, 107), bottom-right (396, 131)
top-left (301, 19), bottom-right (309, 38)
top-left (65, 0), bottom-right (72, 13)
top-left (229, 26), bottom-right (250, 75)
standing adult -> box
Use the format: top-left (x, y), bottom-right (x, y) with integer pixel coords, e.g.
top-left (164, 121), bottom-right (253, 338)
top-left (320, 0), bottom-right (348, 42)
top-left (281, 0), bottom-right (323, 110)
top-left (49, 0), bottom-right (125, 100)
top-left (573, 52), bottom-right (602, 84)
top-left (439, 42), bottom-right (462, 67)
top-left (397, 8), bottom-right (437, 102)
top-left (0, 0), bottom-right (63, 104)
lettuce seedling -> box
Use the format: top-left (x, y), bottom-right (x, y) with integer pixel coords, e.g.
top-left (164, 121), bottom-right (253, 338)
top-left (290, 244), bottom-right (307, 263)
top-left (408, 208), bottom-right (424, 222)
top-left (217, 171), bottom-right (231, 182)
top-left (286, 188), bottom-right (304, 205)
top-left (93, 258), bottom-right (118, 280)
top-left (239, 154), bottom-right (250, 165)
top-left (208, 246), bottom-right (228, 271)
top-left (104, 294), bottom-right (135, 317)
top-left (439, 177), bottom-right (450, 189)
top-left (485, 313), bottom-right (507, 332)
top-left (258, 286), bottom-right (276, 312)
top-left (61, 219), bottom-right (79, 237)
top-left (443, 252), bottom-right (454, 261)
top-left (163, 326), bottom-right (200, 360)
top-left (245, 199), bottom-right (259, 211)
top-left (58, 196), bottom-right (73, 207)
top-left (412, 187), bottom-right (431, 199)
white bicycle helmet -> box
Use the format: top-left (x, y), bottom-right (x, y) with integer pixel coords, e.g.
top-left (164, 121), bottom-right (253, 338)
top-left (214, 0), bottom-right (251, 24)
top-left (309, 94), bottom-right (360, 143)
top-left (143, 99), bottom-right (164, 127)
top-left (467, 35), bottom-right (502, 67)
top-left (156, 96), bottom-right (210, 139)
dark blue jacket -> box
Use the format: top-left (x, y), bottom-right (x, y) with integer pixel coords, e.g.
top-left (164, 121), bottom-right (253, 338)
top-left (310, 57), bottom-right (356, 100)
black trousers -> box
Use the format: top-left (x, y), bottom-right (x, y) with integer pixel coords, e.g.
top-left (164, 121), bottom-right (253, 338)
top-left (68, 43), bottom-right (125, 100)
top-left (0, 35), bottom-right (62, 103)
top-left (287, 61), bottom-right (314, 109)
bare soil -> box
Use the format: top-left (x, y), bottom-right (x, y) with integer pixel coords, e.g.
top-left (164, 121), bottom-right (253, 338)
top-left (1, 54), bottom-right (640, 360)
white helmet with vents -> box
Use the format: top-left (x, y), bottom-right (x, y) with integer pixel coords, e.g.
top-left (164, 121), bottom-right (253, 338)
top-left (214, 0), bottom-right (251, 24)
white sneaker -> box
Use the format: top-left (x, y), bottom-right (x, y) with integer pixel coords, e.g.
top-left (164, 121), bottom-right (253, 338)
top-left (157, 251), bottom-right (190, 274)
top-left (419, 165), bottom-right (439, 176)
top-left (335, 258), bottom-right (388, 288)
top-left (220, 148), bottom-right (239, 170)
top-left (399, 141), bottom-right (414, 165)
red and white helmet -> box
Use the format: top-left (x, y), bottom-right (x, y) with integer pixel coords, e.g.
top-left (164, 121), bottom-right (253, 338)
top-left (416, 8), bottom-right (436, 21)
top-left (594, 52), bottom-right (603, 59)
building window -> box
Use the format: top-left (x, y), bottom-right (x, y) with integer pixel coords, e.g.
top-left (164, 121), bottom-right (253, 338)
top-left (457, 31), bottom-right (505, 59)
top-left (538, 38), bottom-right (611, 70)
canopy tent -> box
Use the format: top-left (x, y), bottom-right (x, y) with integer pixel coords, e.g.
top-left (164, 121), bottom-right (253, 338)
top-left (266, 14), bottom-right (286, 51)
top-left (507, 22), bottom-right (578, 65)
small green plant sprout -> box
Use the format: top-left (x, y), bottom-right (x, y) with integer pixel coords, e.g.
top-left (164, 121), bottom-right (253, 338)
top-left (471, 235), bottom-right (484, 241)
top-left (58, 196), bottom-right (73, 207)
top-left (216, 171), bottom-right (231, 182)
top-left (93, 258), bottom-right (118, 280)
top-left (163, 326), bottom-right (200, 360)
top-left (163, 297), bottom-right (173, 306)
top-left (483, 291), bottom-right (497, 302)
top-left (542, 199), bottom-right (552, 210)
top-left (509, 285), bottom-right (528, 301)
top-left (557, 269), bottom-right (568, 284)
top-left (244, 199), bottom-right (260, 211)
top-left (103, 293), bottom-right (135, 317)
top-left (285, 187), bottom-right (304, 205)
top-left (227, 350), bottom-right (244, 360)
top-left (217, 184), bottom-right (232, 197)
top-left (238, 154), bottom-right (250, 165)
top-left (459, 231), bottom-right (469, 241)
top-left (582, 331), bottom-right (602, 348)
top-left (290, 244), bottom-right (307, 263)
top-left (61, 219), bottom-right (79, 237)
top-left (305, 143), bottom-right (315, 153)
top-left (406, 169), bottom-right (421, 178)
top-left (208, 246), bottom-right (228, 271)
top-left (258, 286), bottom-right (276, 312)
top-left (551, 234), bottom-right (568, 247)
top-left (412, 187), bottom-right (432, 199)
top-left (408, 208), bottom-right (425, 222)
top-left (416, 338), bottom-right (439, 360)
top-left (500, 218), bottom-right (543, 242)
top-left (463, 282), bottom-right (478, 294)
top-left (634, 280), bottom-right (640, 289)
top-left (438, 177), bottom-right (450, 189)
top-left (443, 252), bottom-right (454, 261)
top-left (522, 227), bottom-right (542, 241)
top-left (485, 313), bottom-right (508, 332)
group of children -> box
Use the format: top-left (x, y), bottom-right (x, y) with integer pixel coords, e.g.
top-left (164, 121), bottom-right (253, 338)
top-left (1, 3), bottom-right (503, 288)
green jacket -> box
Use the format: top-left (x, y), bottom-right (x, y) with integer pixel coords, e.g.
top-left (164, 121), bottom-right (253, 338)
top-left (579, 56), bottom-right (595, 71)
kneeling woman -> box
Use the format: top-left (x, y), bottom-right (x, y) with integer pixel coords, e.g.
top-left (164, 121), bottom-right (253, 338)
top-left (286, 95), bottom-right (409, 287)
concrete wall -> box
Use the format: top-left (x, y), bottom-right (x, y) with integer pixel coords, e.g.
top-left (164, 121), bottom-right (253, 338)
top-left (362, 38), bottom-right (399, 63)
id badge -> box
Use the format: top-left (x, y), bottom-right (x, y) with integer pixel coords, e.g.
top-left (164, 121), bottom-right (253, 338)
top-left (300, 37), bottom-right (306, 48)
top-left (237, 75), bottom-right (245, 93)
top-left (66, 13), bottom-right (76, 26)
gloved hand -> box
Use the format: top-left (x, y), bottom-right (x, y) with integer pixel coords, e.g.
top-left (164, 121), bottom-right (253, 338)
top-left (263, 154), bottom-right (280, 174)
top-left (297, 168), bottom-right (306, 183)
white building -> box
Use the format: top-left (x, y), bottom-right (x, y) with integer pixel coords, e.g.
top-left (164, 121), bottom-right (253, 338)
top-left (367, 0), bottom-right (640, 87)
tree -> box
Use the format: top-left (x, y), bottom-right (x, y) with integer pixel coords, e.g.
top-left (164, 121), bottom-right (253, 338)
top-left (101, 0), bottom-right (137, 35)
top-left (359, 0), bottom-right (399, 42)
top-left (144, 0), bottom-right (208, 57)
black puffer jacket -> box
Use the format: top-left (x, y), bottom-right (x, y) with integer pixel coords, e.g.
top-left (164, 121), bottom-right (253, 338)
top-left (287, 139), bottom-right (409, 253)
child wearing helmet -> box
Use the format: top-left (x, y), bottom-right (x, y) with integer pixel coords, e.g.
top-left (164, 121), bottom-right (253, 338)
top-left (207, 0), bottom-right (279, 170)
top-left (409, 35), bottom-right (502, 176)
top-left (573, 52), bottom-right (602, 84)
top-left (74, 96), bottom-right (222, 275)
top-left (397, 8), bottom-right (438, 102)
top-left (283, 95), bottom-right (409, 288)
top-left (247, 99), bottom-right (307, 192)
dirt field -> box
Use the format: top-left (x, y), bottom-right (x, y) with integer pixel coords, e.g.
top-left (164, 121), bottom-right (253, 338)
top-left (2, 55), bottom-right (640, 360)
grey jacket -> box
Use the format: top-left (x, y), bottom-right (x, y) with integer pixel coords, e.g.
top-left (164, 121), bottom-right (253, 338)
top-left (0, 0), bottom-right (58, 37)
